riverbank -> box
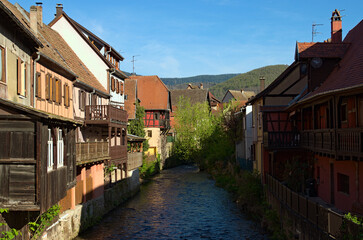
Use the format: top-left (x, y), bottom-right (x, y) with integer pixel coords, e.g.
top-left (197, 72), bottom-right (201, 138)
top-left (204, 160), bottom-right (286, 240)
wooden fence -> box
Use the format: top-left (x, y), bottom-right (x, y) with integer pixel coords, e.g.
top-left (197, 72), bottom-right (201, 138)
top-left (266, 174), bottom-right (344, 237)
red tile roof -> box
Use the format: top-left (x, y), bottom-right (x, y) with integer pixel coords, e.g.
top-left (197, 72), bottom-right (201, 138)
top-left (296, 42), bottom-right (349, 59)
top-left (124, 78), bottom-right (137, 120)
top-left (299, 20), bottom-right (363, 102)
top-left (128, 75), bottom-right (170, 110)
top-left (1, 0), bottom-right (107, 94)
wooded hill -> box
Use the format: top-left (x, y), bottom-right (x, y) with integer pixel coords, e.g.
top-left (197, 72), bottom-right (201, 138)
top-left (209, 64), bottom-right (288, 100)
top-left (162, 74), bottom-right (240, 90)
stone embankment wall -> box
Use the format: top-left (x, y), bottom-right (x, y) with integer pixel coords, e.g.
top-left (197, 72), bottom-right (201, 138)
top-left (42, 169), bottom-right (140, 240)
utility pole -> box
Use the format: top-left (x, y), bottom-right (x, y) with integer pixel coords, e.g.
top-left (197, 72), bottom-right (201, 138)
top-left (131, 55), bottom-right (140, 75)
top-left (312, 23), bottom-right (323, 42)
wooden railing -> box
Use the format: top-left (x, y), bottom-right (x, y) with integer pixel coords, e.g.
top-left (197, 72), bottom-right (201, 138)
top-left (264, 131), bottom-right (300, 149)
top-left (300, 128), bottom-right (363, 158)
top-left (266, 174), bottom-right (344, 237)
top-left (85, 105), bottom-right (128, 124)
top-left (336, 128), bottom-right (363, 157)
top-left (76, 141), bottom-right (109, 164)
top-left (110, 145), bottom-right (127, 163)
top-left (127, 152), bottom-right (143, 170)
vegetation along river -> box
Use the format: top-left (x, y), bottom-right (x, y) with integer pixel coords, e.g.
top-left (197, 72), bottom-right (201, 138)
top-left (75, 165), bottom-right (268, 240)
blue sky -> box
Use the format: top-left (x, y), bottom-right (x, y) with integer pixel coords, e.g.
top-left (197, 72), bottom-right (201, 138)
top-left (11, 0), bottom-right (363, 78)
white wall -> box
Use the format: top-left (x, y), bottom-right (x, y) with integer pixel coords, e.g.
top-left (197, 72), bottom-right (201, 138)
top-left (51, 17), bottom-right (108, 91)
top-left (245, 105), bottom-right (253, 160)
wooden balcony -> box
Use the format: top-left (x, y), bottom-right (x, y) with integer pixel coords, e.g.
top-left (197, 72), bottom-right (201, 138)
top-left (263, 131), bottom-right (301, 149)
top-left (76, 141), bottom-right (109, 165)
top-left (300, 128), bottom-right (363, 159)
top-left (110, 145), bottom-right (127, 165)
top-left (127, 152), bottom-right (143, 170)
top-left (85, 105), bottom-right (128, 125)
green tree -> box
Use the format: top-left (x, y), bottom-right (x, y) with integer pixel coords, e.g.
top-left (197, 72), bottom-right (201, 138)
top-left (128, 103), bottom-right (149, 151)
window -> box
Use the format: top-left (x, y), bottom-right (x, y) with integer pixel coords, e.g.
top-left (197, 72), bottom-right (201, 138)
top-left (47, 129), bottom-right (54, 171)
top-left (147, 130), bottom-right (152, 138)
top-left (154, 113), bottom-right (159, 120)
top-left (337, 173), bottom-right (349, 194)
top-left (36, 72), bottom-right (41, 98)
top-left (340, 103), bottom-right (347, 122)
top-left (64, 84), bottom-right (70, 107)
top-left (55, 78), bottom-right (62, 104)
top-left (17, 58), bottom-right (27, 96)
top-left (111, 77), bottom-right (115, 91)
top-left (124, 94), bottom-right (128, 100)
top-left (57, 129), bottom-right (64, 167)
top-left (46, 74), bottom-right (52, 100)
top-left (120, 81), bottom-right (124, 95)
top-left (79, 90), bottom-right (86, 110)
top-left (116, 79), bottom-right (119, 93)
top-left (0, 46), bottom-right (5, 82)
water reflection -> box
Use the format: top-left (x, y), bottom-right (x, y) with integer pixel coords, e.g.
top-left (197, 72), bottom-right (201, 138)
top-left (76, 165), bottom-right (268, 240)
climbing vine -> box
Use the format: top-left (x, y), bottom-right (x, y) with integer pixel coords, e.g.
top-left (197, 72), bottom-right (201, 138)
top-left (28, 204), bottom-right (60, 240)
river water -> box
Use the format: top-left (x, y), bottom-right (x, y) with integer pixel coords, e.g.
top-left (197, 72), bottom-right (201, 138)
top-left (75, 165), bottom-right (268, 240)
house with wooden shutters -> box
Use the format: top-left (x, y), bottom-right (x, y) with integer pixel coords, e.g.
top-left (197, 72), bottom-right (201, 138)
top-left (49, 4), bottom-right (128, 173)
top-left (0, 1), bottom-right (82, 235)
top-left (127, 75), bottom-right (171, 164)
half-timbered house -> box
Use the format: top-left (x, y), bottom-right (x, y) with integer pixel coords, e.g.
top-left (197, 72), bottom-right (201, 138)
top-left (128, 75), bottom-right (171, 164)
top-left (288, 16), bottom-right (363, 214)
top-left (49, 4), bottom-right (128, 172)
top-left (0, 1), bottom-right (80, 235)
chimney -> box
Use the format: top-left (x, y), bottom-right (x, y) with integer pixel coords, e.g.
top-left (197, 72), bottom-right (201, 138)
top-left (260, 76), bottom-right (265, 92)
top-left (30, 6), bottom-right (38, 35)
top-left (331, 9), bottom-right (342, 43)
top-left (200, 83), bottom-right (203, 89)
top-left (56, 4), bottom-right (63, 17)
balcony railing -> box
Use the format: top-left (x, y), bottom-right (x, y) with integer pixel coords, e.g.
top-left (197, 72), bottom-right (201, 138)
top-left (110, 145), bottom-right (127, 165)
top-left (264, 131), bottom-right (300, 149)
top-left (76, 141), bottom-right (109, 165)
top-left (85, 105), bottom-right (128, 125)
top-left (127, 152), bottom-right (143, 170)
top-left (336, 128), bottom-right (363, 158)
top-left (300, 128), bottom-right (363, 158)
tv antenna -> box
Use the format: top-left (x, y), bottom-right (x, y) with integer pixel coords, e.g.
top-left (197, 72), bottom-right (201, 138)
top-left (131, 55), bottom-right (140, 75)
top-left (312, 23), bottom-right (323, 42)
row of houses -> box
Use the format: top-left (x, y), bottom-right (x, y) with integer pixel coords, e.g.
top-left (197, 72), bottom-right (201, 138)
top-left (235, 9), bottom-right (363, 238)
top-left (0, 0), bottom-right (157, 238)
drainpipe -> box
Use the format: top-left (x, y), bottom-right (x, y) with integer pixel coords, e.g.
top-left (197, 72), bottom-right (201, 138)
top-left (33, 52), bottom-right (40, 108)
top-left (105, 46), bottom-right (112, 60)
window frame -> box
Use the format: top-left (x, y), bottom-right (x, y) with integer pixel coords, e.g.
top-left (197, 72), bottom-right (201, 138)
top-left (337, 173), bottom-right (349, 195)
top-left (36, 72), bottom-right (42, 98)
top-left (0, 46), bottom-right (5, 83)
top-left (47, 128), bottom-right (54, 171)
top-left (57, 129), bottom-right (64, 167)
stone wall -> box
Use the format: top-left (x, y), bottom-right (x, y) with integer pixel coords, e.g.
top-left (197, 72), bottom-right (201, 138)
top-left (41, 169), bottom-right (140, 240)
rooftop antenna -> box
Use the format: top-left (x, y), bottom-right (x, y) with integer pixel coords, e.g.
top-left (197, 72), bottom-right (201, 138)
top-left (312, 22), bottom-right (323, 42)
top-left (131, 55), bottom-right (140, 75)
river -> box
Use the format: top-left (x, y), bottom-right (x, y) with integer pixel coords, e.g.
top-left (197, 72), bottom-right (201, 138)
top-left (75, 165), bottom-right (268, 240)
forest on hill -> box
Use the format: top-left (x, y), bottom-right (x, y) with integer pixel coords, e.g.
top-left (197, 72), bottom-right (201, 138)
top-left (209, 64), bottom-right (288, 100)
top-left (162, 74), bottom-right (240, 90)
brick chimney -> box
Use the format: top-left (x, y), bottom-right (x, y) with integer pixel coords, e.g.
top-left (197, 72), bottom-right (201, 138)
top-left (56, 4), bottom-right (63, 17)
top-left (331, 9), bottom-right (342, 43)
top-left (260, 76), bottom-right (265, 92)
top-left (200, 83), bottom-right (203, 89)
top-left (30, 3), bottom-right (43, 35)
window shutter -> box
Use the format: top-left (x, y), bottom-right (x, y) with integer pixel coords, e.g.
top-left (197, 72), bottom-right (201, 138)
top-left (116, 79), bottom-right (119, 93)
top-left (17, 58), bottom-right (21, 95)
top-left (58, 80), bottom-right (62, 104)
top-left (120, 81), bottom-right (124, 95)
top-left (111, 77), bottom-right (115, 91)
top-left (52, 77), bottom-right (56, 102)
top-left (24, 63), bottom-right (28, 97)
top-left (36, 73), bottom-right (41, 98)
top-left (46, 74), bottom-right (50, 100)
